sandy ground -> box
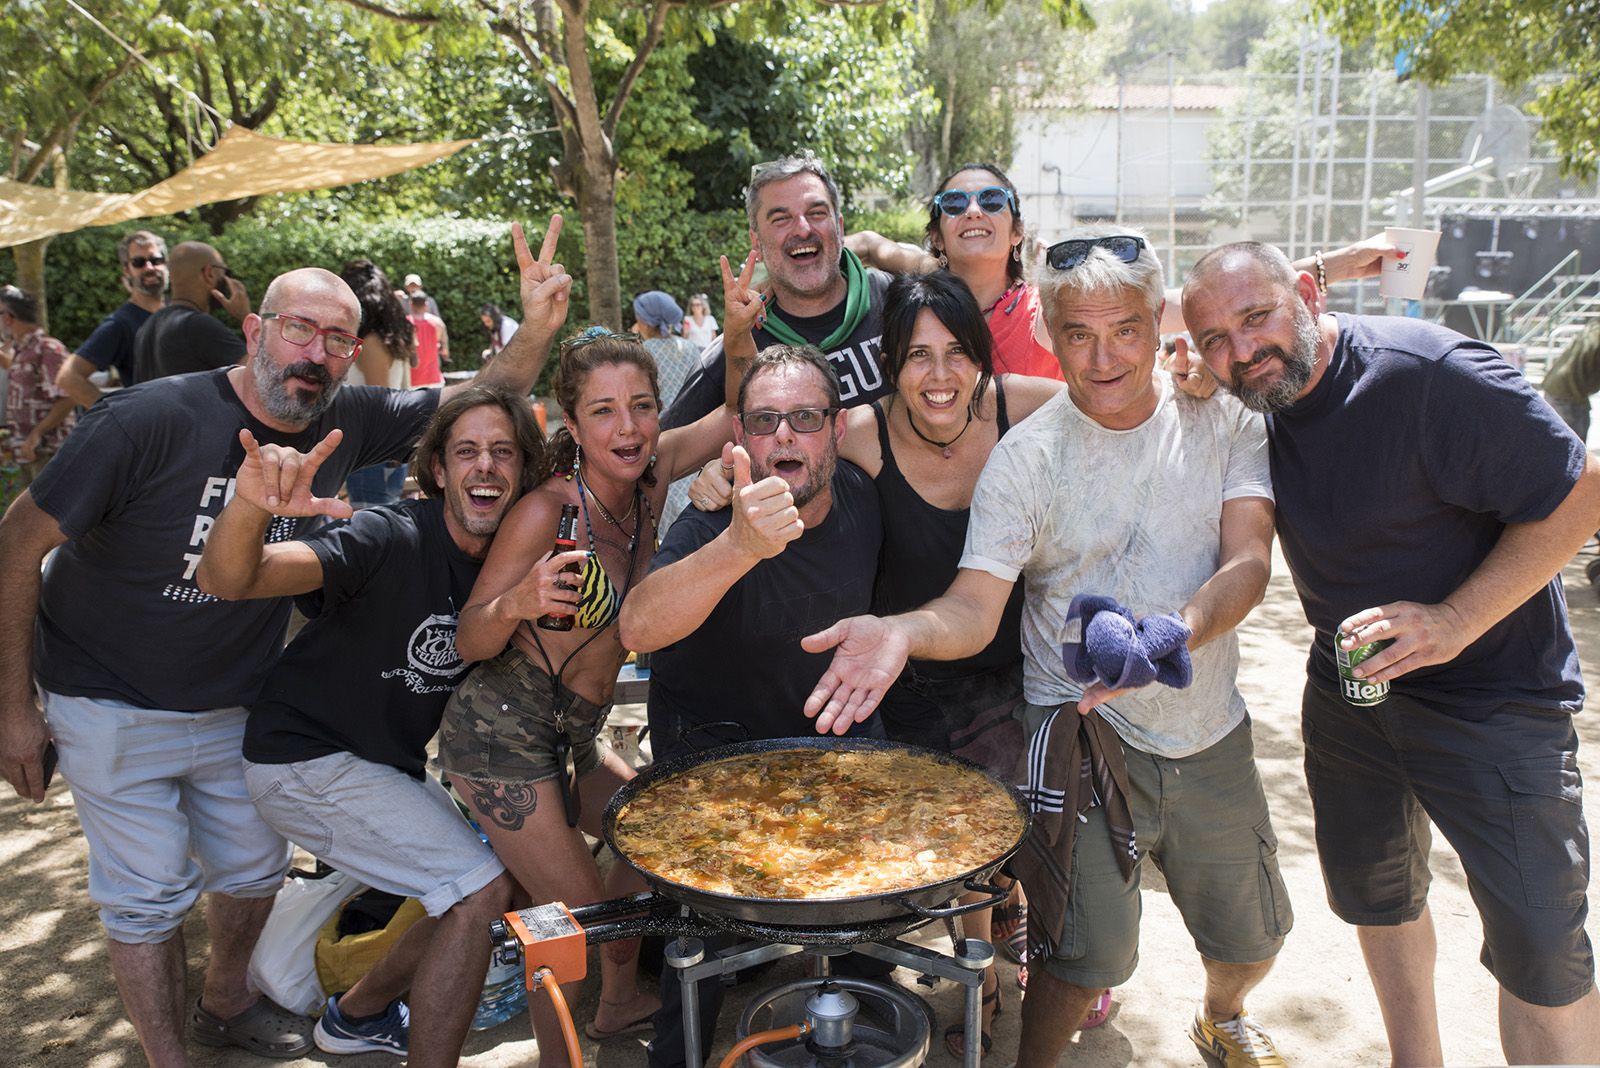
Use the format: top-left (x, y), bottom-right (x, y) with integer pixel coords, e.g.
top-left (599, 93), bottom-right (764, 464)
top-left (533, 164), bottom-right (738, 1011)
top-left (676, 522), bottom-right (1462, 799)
top-left (5, 543), bottom-right (1599, 1068)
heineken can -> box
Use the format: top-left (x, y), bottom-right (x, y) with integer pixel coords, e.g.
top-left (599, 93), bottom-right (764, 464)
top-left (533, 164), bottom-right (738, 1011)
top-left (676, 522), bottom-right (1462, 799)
top-left (1335, 629), bottom-right (1391, 706)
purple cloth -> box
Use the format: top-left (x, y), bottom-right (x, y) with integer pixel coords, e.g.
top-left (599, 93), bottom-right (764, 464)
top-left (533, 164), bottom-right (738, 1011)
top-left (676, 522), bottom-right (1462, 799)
top-left (1061, 594), bottom-right (1193, 691)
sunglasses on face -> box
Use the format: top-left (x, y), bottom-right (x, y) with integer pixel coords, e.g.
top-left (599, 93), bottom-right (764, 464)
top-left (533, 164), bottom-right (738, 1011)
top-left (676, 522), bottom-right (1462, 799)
top-left (127, 255), bottom-right (167, 269)
top-left (738, 407), bottom-right (837, 436)
top-left (934, 186), bottom-right (1016, 217)
top-left (1045, 235), bottom-right (1146, 271)
top-left (263, 312), bottom-right (363, 361)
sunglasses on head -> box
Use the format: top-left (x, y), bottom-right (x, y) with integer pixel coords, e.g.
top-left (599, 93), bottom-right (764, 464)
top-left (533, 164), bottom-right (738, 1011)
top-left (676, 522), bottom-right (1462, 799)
top-left (934, 186), bottom-right (1016, 218)
top-left (127, 255), bottom-right (166, 269)
top-left (738, 407), bottom-right (837, 436)
top-left (1045, 235), bottom-right (1146, 271)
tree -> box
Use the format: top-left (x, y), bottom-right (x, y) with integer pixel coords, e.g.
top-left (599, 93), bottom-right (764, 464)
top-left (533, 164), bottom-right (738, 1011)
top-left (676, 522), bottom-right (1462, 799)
top-left (1312, 0), bottom-right (1600, 179)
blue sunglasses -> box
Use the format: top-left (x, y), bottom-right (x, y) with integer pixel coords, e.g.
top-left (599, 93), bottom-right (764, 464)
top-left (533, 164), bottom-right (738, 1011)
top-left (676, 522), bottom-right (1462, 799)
top-left (934, 186), bottom-right (1016, 217)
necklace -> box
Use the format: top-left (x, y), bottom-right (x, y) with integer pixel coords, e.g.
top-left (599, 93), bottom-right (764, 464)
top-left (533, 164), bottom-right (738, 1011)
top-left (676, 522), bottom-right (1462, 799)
top-left (903, 404), bottom-right (974, 459)
top-left (981, 282), bottom-right (1022, 317)
top-left (578, 473), bottom-right (637, 528)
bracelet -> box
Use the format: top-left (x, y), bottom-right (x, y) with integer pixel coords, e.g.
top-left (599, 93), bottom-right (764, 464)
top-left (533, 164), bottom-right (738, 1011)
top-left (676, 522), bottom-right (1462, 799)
top-left (1313, 249), bottom-right (1328, 295)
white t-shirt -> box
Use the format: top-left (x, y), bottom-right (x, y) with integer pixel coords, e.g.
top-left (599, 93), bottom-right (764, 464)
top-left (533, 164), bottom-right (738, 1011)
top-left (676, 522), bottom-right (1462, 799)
top-left (683, 314), bottom-right (718, 350)
top-left (961, 376), bottom-right (1272, 757)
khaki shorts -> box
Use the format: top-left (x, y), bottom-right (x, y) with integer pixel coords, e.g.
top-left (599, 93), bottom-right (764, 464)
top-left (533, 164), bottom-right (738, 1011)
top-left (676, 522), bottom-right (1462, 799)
top-left (1032, 709), bottom-right (1292, 989)
top-left (439, 644), bottom-right (613, 784)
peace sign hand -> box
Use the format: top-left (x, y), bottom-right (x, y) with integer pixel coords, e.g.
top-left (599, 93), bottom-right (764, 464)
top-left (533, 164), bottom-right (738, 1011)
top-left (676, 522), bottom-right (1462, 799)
top-left (721, 249), bottom-right (767, 341)
top-left (234, 428), bottom-right (353, 519)
top-left (513, 214), bottom-right (573, 336)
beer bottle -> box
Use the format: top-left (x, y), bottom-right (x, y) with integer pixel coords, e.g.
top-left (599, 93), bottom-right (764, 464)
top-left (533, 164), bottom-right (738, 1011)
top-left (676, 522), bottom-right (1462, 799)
top-left (537, 504), bottom-right (582, 631)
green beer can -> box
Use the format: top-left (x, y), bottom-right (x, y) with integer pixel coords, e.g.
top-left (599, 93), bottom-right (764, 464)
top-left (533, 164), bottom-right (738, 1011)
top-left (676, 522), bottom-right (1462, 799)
top-left (1335, 629), bottom-right (1391, 706)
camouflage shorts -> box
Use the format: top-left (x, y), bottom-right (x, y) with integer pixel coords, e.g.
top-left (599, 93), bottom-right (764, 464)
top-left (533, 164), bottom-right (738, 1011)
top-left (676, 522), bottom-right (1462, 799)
top-left (439, 645), bottom-right (612, 784)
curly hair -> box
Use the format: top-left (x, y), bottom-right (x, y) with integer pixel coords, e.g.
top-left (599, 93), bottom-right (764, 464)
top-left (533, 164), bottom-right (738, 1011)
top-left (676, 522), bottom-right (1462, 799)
top-left (538, 329), bottom-right (662, 487)
top-left (339, 259), bottom-right (417, 366)
top-left (411, 384), bottom-right (546, 498)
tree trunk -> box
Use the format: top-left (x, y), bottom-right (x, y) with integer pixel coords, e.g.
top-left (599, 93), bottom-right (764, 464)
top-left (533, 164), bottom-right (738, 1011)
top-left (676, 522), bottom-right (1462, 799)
top-left (10, 239), bottom-right (53, 333)
top-left (578, 170), bottom-right (622, 330)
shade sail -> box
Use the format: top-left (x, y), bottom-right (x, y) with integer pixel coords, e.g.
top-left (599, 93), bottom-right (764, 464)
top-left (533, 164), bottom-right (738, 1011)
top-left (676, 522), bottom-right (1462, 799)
top-left (0, 126), bottom-right (475, 248)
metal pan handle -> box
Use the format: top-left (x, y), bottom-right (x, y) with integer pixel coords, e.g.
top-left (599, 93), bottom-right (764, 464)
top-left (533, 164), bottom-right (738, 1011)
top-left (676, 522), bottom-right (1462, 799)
top-left (897, 879), bottom-right (1008, 919)
top-left (676, 720), bottom-right (751, 751)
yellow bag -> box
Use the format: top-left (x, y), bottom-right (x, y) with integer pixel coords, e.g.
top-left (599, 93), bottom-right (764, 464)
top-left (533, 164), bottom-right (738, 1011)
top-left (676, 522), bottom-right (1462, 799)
top-left (314, 896), bottom-right (427, 997)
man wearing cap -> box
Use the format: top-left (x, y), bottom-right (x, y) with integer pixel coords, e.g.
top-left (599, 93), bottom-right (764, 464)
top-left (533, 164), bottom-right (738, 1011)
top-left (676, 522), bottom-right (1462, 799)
top-left (132, 241), bottom-right (251, 384)
top-left (409, 291), bottom-right (449, 387)
top-left (56, 229), bottom-right (168, 406)
top-left (404, 273), bottom-right (441, 317)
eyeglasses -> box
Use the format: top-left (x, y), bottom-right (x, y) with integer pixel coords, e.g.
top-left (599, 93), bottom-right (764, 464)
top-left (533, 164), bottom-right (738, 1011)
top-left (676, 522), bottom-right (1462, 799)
top-left (1045, 235), bottom-right (1146, 271)
top-left (263, 313), bottom-right (363, 360)
top-left (739, 407), bottom-right (837, 436)
top-left (127, 255), bottom-right (167, 269)
top-left (934, 186), bottom-right (1016, 217)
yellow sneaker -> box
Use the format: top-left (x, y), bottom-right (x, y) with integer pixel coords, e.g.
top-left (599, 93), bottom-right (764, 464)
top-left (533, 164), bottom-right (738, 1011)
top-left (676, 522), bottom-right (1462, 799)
top-left (1189, 1007), bottom-right (1286, 1067)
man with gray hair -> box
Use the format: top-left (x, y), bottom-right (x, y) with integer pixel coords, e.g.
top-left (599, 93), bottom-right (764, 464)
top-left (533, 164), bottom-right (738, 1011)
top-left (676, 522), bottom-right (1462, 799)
top-left (0, 220), bottom-right (571, 1066)
top-left (803, 225), bottom-right (1291, 1067)
top-left (661, 152), bottom-right (894, 430)
top-left (1182, 241), bottom-right (1600, 1066)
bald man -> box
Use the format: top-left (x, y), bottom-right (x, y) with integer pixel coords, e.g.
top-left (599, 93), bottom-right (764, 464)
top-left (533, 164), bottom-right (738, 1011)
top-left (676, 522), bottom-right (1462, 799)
top-left (131, 240), bottom-right (251, 384)
top-left (0, 220), bottom-right (572, 1066)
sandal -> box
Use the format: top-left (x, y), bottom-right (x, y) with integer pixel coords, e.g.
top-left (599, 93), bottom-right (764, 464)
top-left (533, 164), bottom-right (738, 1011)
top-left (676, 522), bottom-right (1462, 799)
top-left (1082, 989), bottom-right (1113, 1029)
top-left (191, 996), bottom-right (314, 1059)
top-left (584, 1004), bottom-right (657, 1041)
top-left (944, 972), bottom-right (1003, 1058)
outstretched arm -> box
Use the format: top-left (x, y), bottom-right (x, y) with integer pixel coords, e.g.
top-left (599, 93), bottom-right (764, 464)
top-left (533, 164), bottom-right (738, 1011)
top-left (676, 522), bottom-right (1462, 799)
top-left (449, 215), bottom-right (572, 402)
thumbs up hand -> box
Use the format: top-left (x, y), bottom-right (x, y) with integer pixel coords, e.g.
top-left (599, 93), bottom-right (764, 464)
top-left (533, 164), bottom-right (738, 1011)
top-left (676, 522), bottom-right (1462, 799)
top-left (727, 444), bottom-right (804, 560)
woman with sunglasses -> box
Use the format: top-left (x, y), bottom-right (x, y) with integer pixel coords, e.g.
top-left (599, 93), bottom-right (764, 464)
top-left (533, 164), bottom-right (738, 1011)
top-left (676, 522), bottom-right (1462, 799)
top-left (438, 304), bottom-right (747, 1064)
top-left (690, 268), bottom-right (1067, 1055)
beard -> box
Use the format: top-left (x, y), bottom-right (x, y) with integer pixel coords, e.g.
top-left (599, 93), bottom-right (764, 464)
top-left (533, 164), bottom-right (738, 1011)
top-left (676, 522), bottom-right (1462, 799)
top-left (1227, 303), bottom-right (1321, 413)
top-left (252, 346), bottom-right (340, 424)
top-left (755, 445), bottom-right (838, 509)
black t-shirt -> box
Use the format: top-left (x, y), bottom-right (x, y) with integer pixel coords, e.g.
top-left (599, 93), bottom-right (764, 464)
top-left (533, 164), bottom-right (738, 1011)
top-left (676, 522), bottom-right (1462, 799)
top-left (646, 461), bottom-right (884, 752)
top-left (132, 304), bottom-right (247, 384)
top-left (76, 301), bottom-right (152, 387)
top-left (244, 499), bottom-right (482, 776)
top-left (1271, 313), bottom-right (1586, 714)
top-left (660, 268), bottom-right (893, 429)
top-left (30, 369), bottom-right (437, 711)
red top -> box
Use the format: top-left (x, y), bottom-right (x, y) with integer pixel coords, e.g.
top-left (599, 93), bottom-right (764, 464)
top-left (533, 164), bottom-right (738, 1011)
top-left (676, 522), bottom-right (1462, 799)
top-left (409, 313), bottom-right (442, 386)
top-left (986, 284), bottom-right (1062, 381)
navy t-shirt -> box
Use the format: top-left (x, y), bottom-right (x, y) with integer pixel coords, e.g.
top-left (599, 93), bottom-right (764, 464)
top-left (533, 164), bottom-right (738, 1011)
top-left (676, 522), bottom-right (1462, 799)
top-left (76, 301), bottom-right (152, 387)
top-left (30, 369), bottom-right (437, 711)
top-left (646, 461), bottom-right (884, 753)
top-left (660, 267), bottom-right (892, 429)
top-left (1270, 313), bottom-right (1586, 715)
top-left (244, 499), bottom-right (482, 776)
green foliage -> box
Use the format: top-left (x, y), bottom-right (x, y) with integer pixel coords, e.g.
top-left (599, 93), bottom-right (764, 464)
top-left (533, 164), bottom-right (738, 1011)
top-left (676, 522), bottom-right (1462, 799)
top-left (1310, 0), bottom-right (1599, 178)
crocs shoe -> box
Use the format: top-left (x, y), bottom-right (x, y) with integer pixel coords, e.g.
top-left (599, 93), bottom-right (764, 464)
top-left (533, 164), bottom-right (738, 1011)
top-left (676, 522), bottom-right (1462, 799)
top-left (313, 993), bottom-right (410, 1057)
top-left (191, 996), bottom-right (313, 1059)
top-left (1189, 1007), bottom-right (1286, 1067)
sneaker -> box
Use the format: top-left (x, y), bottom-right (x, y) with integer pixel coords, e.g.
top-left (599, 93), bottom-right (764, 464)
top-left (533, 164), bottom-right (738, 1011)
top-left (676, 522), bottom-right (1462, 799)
top-left (1189, 1007), bottom-right (1286, 1067)
top-left (313, 993), bottom-right (410, 1057)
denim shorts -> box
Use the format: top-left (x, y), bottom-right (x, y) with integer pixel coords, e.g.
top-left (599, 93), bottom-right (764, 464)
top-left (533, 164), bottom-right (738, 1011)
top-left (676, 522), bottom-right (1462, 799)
top-left (44, 691), bottom-right (291, 942)
top-left (244, 752), bottom-right (504, 918)
top-left (439, 644), bottom-right (613, 784)
top-left (1302, 682), bottom-right (1594, 1006)
top-left (1032, 709), bottom-right (1292, 989)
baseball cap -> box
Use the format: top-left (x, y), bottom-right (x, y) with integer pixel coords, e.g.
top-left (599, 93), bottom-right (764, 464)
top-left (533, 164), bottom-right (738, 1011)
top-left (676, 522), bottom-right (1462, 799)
top-left (404, 273), bottom-right (423, 287)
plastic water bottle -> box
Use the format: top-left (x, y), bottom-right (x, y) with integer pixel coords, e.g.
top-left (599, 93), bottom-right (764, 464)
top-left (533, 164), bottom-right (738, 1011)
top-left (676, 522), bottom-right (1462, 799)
top-left (471, 956), bottom-right (528, 1030)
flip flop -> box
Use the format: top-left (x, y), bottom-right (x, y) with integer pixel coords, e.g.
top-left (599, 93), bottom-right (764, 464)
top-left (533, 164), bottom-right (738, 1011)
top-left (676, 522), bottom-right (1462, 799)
top-left (1082, 989), bottom-right (1113, 1029)
top-left (943, 978), bottom-right (1002, 1059)
top-left (584, 1008), bottom-right (656, 1041)
top-left (191, 996), bottom-right (313, 1059)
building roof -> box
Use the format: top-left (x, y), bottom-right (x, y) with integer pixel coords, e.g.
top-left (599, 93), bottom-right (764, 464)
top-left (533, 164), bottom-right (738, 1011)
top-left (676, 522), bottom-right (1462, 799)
top-left (1059, 84), bottom-right (1244, 111)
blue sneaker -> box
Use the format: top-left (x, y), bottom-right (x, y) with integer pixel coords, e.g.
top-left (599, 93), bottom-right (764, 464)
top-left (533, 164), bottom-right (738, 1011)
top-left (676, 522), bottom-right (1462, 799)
top-left (313, 993), bottom-right (409, 1057)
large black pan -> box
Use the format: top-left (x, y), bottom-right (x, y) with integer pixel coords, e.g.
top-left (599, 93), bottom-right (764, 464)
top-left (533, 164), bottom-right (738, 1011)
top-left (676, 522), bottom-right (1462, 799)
top-left (601, 735), bottom-right (1030, 927)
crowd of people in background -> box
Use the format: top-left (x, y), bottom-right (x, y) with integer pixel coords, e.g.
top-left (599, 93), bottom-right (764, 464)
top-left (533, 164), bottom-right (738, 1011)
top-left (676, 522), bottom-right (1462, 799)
top-left (1, 149), bottom-right (1598, 1068)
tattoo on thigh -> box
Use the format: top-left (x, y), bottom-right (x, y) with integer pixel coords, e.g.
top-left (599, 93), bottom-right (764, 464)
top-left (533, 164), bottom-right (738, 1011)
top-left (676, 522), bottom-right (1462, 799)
top-left (463, 778), bottom-right (538, 831)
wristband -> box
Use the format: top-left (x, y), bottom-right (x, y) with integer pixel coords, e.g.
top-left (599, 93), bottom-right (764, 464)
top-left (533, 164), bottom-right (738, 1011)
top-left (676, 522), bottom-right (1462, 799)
top-left (1313, 249), bottom-right (1328, 295)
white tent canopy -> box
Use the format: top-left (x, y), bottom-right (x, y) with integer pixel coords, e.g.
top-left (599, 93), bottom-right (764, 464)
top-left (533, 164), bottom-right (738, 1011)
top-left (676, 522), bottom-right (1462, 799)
top-left (0, 126), bottom-right (475, 248)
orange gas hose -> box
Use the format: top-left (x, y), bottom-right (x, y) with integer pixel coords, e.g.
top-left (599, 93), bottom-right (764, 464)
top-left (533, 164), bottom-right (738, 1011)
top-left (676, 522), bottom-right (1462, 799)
top-left (531, 966), bottom-right (584, 1068)
top-left (717, 1021), bottom-right (809, 1068)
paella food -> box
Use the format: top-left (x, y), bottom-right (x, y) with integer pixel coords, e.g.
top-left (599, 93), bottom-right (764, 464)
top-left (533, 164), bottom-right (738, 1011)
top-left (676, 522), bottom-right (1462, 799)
top-left (612, 747), bottom-right (1024, 899)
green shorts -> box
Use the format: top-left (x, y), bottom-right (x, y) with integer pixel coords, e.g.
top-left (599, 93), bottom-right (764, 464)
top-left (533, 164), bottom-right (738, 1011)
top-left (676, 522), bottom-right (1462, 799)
top-left (1031, 708), bottom-right (1292, 989)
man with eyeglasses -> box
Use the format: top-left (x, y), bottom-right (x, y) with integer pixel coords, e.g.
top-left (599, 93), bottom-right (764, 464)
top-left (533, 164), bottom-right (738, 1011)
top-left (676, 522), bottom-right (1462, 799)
top-left (804, 225), bottom-right (1291, 1068)
top-left (56, 228), bottom-right (169, 407)
top-left (660, 153), bottom-right (895, 433)
top-left (1182, 242), bottom-right (1600, 1066)
top-left (620, 345), bottom-right (885, 1068)
top-left (131, 241), bottom-right (252, 385)
top-left (0, 219), bottom-right (571, 1065)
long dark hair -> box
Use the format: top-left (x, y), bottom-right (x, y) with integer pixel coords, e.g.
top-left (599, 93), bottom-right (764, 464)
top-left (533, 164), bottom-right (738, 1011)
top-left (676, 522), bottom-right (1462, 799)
top-left (339, 259), bottom-right (416, 366)
top-left (880, 271), bottom-right (995, 420)
top-left (412, 384), bottom-right (546, 497)
top-left (480, 303), bottom-right (507, 346)
top-left (538, 330), bottom-right (662, 487)
top-left (924, 162), bottom-right (1026, 287)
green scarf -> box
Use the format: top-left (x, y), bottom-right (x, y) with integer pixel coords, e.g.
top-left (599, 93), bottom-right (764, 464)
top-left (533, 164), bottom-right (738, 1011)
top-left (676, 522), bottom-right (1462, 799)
top-left (759, 248), bottom-right (872, 351)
